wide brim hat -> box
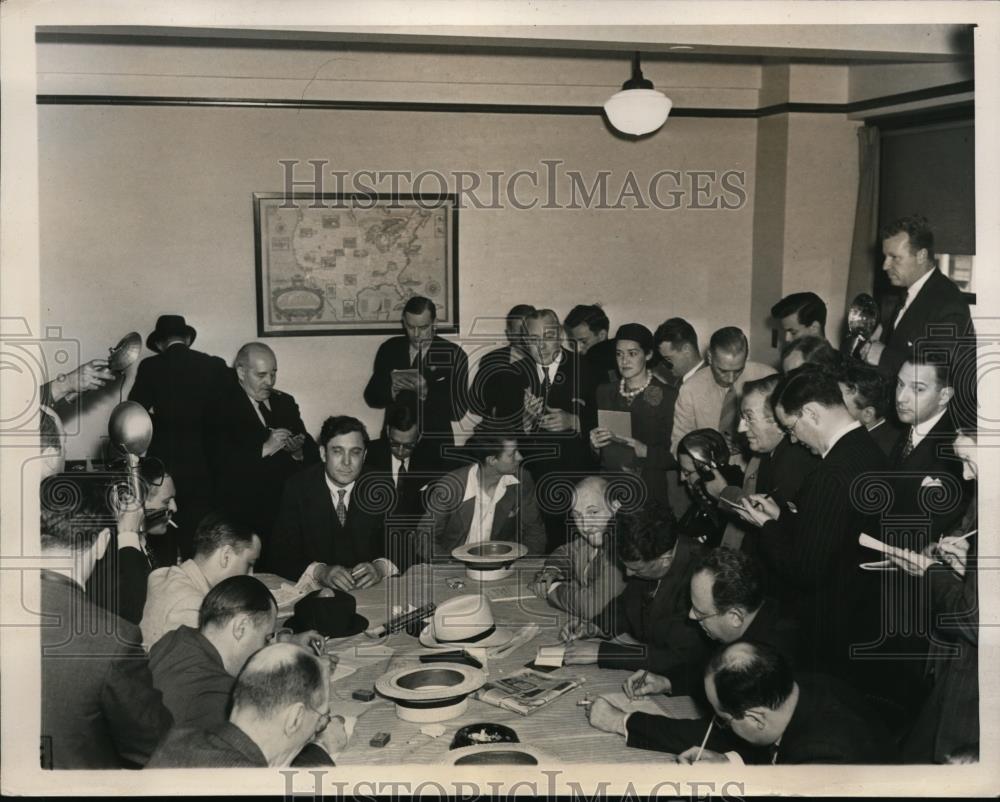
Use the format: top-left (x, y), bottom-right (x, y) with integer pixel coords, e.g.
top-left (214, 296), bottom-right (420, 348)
top-left (451, 541), bottom-right (528, 570)
top-left (285, 590), bottom-right (368, 638)
top-left (442, 743), bottom-right (558, 766)
top-left (418, 593), bottom-right (514, 649)
top-left (146, 314), bottom-right (197, 352)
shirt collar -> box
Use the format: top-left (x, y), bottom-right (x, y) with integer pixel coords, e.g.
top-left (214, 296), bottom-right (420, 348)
top-left (905, 267), bottom-right (935, 304)
top-left (682, 359), bottom-right (705, 384)
top-left (912, 406), bottom-right (949, 447)
top-left (536, 351), bottom-right (563, 382)
top-left (822, 420), bottom-right (862, 459)
top-left (324, 473), bottom-right (356, 500)
top-left (462, 463), bottom-right (519, 502)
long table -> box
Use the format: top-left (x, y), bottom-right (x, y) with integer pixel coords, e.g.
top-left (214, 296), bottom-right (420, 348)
top-left (258, 561), bottom-right (682, 765)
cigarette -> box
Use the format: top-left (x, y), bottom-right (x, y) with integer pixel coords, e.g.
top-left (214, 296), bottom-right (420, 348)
top-left (167, 519), bottom-right (179, 529)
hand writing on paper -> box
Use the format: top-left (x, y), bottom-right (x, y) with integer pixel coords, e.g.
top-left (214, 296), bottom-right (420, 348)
top-left (623, 670), bottom-right (671, 700)
top-left (586, 698), bottom-right (627, 736)
top-left (676, 746), bottom-right (727, 764)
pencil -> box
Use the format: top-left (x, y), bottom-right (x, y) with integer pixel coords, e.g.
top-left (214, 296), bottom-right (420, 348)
top-left (694, 718), bottom-right (715, 763)
top-left (631, 670), bottom-right (649, 698)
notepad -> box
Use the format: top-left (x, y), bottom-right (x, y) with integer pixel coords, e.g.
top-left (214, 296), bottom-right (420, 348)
top-left (534, 644), bottom-right (566, 668)
top-left (598, 409), bottom-right (632, 440)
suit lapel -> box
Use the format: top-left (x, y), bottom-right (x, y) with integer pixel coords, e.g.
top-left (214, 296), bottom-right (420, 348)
top-left (490, 483), bottom-right (520, 538)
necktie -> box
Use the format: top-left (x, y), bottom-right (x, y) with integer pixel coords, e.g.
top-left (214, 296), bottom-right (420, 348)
top-left (257, 400), bottom-right (274, 427)
top-left (336, 489), bottom-right (347, 526)
top-left (397, 459), bottom-right (408, 494)
top-left (533, 370), bottom-right (551, 432)
top-left (900, 427), bottom-right (915, 461)
top-left (718, 386), bottom-right (739, 448)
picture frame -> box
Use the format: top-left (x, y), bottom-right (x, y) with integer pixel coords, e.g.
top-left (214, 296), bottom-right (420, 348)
top-left (253, 192), bottom-right (459, 336)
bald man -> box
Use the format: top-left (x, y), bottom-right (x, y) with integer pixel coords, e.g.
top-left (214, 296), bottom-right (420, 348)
top-left (216, 343), bottom-right (319, 541)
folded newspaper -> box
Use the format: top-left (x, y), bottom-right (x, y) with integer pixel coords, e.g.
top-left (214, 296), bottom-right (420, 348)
top-left (474, 667), bottom-right (584, 716)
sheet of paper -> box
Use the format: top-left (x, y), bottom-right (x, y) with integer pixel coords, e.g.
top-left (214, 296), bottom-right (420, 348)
top-left (272, 582), bottom-right (308, 609)
top-left (598, 409), bottom-right (632, 440)
top-left (600, 691), bottom-right (666, 717)
top-left (534, 644), bottom-right (566, 668)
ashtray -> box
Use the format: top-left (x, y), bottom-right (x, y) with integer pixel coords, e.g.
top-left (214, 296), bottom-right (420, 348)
top-left (450, 722), bottom-right (519, 750)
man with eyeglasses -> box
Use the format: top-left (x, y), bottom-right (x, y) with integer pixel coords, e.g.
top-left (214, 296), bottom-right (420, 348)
top-left (733, 366), bottom-right (887, 683)
top-left (147, 643), bottom-right (347, 768)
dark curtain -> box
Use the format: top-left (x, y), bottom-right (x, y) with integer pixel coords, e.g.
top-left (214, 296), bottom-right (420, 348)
top-left (844, 126), bottom-right (881, 336)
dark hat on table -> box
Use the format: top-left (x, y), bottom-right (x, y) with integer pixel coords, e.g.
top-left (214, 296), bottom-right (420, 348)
top-left (614, 323), bottom-right (654, 354)
top-left (285, 589), bottom-right (368, 638)
top-left (146, 315), bottom-right (197, 353)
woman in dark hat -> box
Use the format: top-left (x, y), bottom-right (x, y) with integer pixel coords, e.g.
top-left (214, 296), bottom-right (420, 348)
top-left (588, 323), bottom-right (678, 510)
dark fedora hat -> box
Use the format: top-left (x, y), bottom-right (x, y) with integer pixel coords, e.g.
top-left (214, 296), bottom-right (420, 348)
top-left (285, 589), bottom-right (368, 639)
top-left (146, 315), bottom-right (197, 353)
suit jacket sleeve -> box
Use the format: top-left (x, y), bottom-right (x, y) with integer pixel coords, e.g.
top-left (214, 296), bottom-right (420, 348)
top-left (449, 346), bottom-right (470, 422)
top-left (292, 743), bottom-right (336, 767)
top-left (267, 482), bottom-right (312, 580)
top-left (928, 563), bottom-right (977, 646)
top-left (101, 640), bottom-right (174, 766)
top-left (644, 387), bottom-right (678, 471)
top-left (364, 341), bottom-right (395, 409)
top-left (284, 394), bottom-right (320, 464)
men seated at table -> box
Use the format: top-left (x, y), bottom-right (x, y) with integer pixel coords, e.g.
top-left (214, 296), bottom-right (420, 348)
top-left (529, 475), bottom-right (624, 622)
top-left (265, 416), bottom-right (398, 591)
top-left (420, 432), bottom-right (546, 559)
top-left (40, 475), bottom-right (172, 769)
top-left (215, 342), bottom-right (319, 541)
top-left (675, 642), bottom-right (898, 765)
top-left (561, 504), bottom-right (706, 677)
top-left (671, 327), bottom-right (772, 457)
top-left (141, 512), bottom-right (262, 650)
top-left (146, 643), bottom-right (345, 768)
top-left (734, 365), bottom-right (886, 681)
top-left (584, 548), bottom-right (798, 757)
top-left (363, 295), bottom-right (470, 468)
top-left (780, 335), bottom-right (844, 373)
top-left (470, 303), bottom-right (536, 428)
top-left (362, 398), bottom-right (441, 518)
top-left (837, 360), bottom-right (903, 457)
top-left (86, 458), bottom-right (179, 626)
top-left (771, 291), bottom-right (827, 345)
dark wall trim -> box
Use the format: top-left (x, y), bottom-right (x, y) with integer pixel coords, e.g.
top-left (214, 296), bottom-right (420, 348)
top-left (37, 80), bottom-right (973, 120)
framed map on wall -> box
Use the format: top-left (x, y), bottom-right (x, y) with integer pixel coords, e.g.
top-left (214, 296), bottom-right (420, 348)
top-left (253, 193), bottom-right (458, 336)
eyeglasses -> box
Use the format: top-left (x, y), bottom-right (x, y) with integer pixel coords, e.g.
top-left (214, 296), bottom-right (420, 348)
top-left (305, 703), bottom-right (332, 734)
top-left (780, 414), bottom-right (802, 437)
top-left (690, 607), bottom-right (723, 623)
top-left (389, 438), bottom-right (420, 452)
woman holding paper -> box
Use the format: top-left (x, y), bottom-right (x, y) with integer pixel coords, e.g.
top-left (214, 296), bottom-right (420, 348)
top-left (589, 323), bottom-right (678, 509)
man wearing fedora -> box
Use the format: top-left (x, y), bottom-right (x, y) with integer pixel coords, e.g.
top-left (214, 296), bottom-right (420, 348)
top-left (129, 314), bottom-right (231, 563)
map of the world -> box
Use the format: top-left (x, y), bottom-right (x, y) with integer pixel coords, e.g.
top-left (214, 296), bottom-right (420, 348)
top-left (255, 195), bottom-right (456, 335)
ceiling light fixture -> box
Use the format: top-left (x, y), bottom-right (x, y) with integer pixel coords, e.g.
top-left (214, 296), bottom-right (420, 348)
top-left (603, 51), bottom-right (673, 137)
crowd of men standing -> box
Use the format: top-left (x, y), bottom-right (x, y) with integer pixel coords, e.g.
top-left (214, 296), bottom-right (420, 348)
top-left (37, 214), bottom-right (979, 769)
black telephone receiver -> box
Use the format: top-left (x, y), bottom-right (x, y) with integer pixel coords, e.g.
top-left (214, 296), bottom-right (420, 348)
top-left (693, 459), bottom-right (717, 483)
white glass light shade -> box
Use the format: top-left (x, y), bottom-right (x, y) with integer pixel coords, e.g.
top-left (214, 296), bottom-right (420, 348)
top-left (603, 88), bottom-right (673, 136)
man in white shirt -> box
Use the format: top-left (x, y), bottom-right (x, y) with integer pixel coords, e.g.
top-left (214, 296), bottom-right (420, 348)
top-left (421, 433), bottom-right (546, 558)
top-left (671, 326), bottom-right (772, 456)
top-left (141, 512), bottom-right (262, 650)
top-left (266, 416), bottom-right (398, 591)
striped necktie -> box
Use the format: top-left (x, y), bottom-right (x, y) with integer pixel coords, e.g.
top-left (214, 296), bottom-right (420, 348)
top-left (336, 489), bottom-right (347, 526)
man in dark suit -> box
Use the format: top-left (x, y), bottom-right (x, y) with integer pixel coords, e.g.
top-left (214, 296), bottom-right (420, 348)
top-left (266, 416), bottom-right (406, 588)
top-left (215, 342), bottom-right (319, 542)
top-left (362, 399), bottom-right (442, 519)
top-left (736, 367), bottom-right (887, 683)
top-left (513, 308), bottom-right (596, 551)
top-left (129, 314), bottom-right (231, 561)
top-left (771, 291), bottom-right (828, 345)
top-left (862, 216), bottom-right (973, 426)
top-left (146, 644), bottom-right (342, 768)
top-left (837, 360), bottom-right (903, 457)
top-left (469, 303), bottom-right (536, 429)
top-left (563, 506), bottom-right (707, 676)
top-left (564, 303), bottom-right (617, 396)
top-left (39, 476), bottom-right (172, 769)
top-left (586, 548), bottom-right (800, 757)
top-left (421, 432), bottom-right (546, 559)
top-left (364, 295), bottom-right (469, 469)
top-left (676, 642), bottom-right (898, 764)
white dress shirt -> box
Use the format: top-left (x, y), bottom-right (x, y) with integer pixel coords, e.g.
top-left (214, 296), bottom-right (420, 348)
top-left (893, 267), bottom-right (935, 328)
top-left (462, 464), bottom-right (520, 545)
top-left (535, 351), bottom-right (563, 386)
top-left (910, 406), bottom-right (949, 450)
top-left (390, 453), bottom-right (409, 485)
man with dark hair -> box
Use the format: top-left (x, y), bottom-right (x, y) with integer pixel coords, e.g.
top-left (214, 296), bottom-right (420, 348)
top-left (364, 295), bottom-right (470, 467)
top-left (129, 314), bottom-right (232, 561)
top-left (516, 308), bottom-right (596, 550)
top-left (838, 360), bottom-right (902, 456)
top-left (671, 326), bottom-right (772, 456)
top-left (471, 303), bottom-right (537, 427)
top-left (563, 505), bottom-right (706, 677)
top-left (215, 342), bottom-right (319, 542)
top-left (771, 292), bottom-right (827, 344)
top-left (148, 575), bottom-right (278, 729)
top-left (653, 317), bottom-right (704, 385)
top-left (564, 303), bottom-right (617, 391)
top-left (420, 433), bottom-right (546, 558)
top-left (863, 216), bottom-right (972, 383)
top-left (676, 642), bottom-right (897, 764)
top-left (141, 512), bottom-right (262, 649)
top-left (362, 398), bottom-right (441, 518)
top-left (780, 335), bottom-right (843, 374)
top-left (146, 644), bottom-right (343, 768)
top-left (587, 548), bottom-right (799, 755)
top-left (266, 416), bottom-right (397, 590)
top-left (40, 475), bottom-right (172, 768)
top-left (735, 366), bottom-right (886, 680)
